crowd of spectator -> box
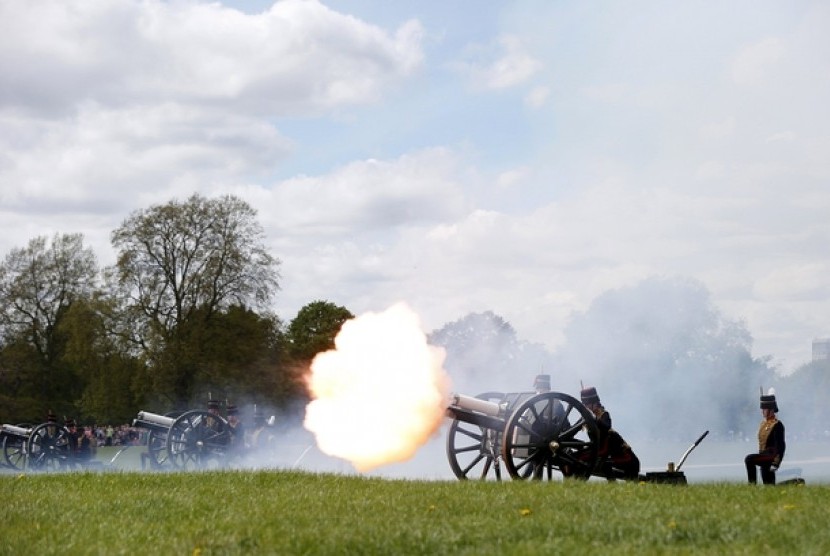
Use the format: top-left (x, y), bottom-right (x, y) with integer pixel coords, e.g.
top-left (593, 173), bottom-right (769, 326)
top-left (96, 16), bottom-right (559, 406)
top-left (77, 423), bottom-right (146, 449)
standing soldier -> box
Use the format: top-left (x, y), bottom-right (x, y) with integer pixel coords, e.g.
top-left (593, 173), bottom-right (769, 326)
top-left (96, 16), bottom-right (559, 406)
top-left (64, 418), bottom-right (79, 458)
top-left (745, 388), bottom-right (786, 485)
top-left (205, 397), bottom-right (224, 433)
top-left (226, 404), bottom-right (246, 450)
top-left (533, 374), bottom-right (551, 394)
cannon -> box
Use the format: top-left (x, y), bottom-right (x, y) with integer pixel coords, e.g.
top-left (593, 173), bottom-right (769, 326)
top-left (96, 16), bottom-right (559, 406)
top-left (1, 421), bottom-right (74, 471)
top-left (446, 390), bottom-right (601, 481)
top-left (132, 409), bottom-right (234, 470)
top-left (446, 386), bottom-right (710, 483)
top-left (1, 424), bottom-right (31, 470)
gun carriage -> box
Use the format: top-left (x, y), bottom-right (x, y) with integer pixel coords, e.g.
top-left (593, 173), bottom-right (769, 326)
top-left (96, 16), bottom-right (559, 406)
top-left (446, 389), bottom-right (707, 484)
top-left (446, 390), bottom-right (601, 481)
top-left (1, 421), bottom-right (74, 471)
top-left (132, 409), bottom-right (235, 470)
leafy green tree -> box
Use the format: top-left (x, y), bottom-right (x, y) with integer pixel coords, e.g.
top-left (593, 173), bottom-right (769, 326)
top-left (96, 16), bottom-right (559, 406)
top-left (285, 300), bottom-right (354, 362)
top-left (176, 305), bottom-right (299, 407)
top-left (59, 296), bottom-right (144, 423)
top-left (107, 194), bottom-right (280, 406)
top-left (0, 233), bottom-right (98, 420)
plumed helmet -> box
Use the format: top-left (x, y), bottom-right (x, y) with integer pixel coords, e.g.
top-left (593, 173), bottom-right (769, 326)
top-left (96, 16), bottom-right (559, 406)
top-left (760, 388), bottom-right (779, 412)
top-left (533, 374), bottom-right (551, 392)
top-left (580, 386), bottom-right (600, 406)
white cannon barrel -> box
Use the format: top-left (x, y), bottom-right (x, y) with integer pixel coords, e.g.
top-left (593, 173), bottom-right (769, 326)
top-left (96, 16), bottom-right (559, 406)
top-left (449, 393), bottom-right (502, 417)
top-left (135, 411), bottom-right (176, 428)
top-left (1, 424), bottom-right (33, 437)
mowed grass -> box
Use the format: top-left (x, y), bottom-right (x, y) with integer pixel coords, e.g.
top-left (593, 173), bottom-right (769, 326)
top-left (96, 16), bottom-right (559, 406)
top-left (1, 470), bottom-right (827, 555)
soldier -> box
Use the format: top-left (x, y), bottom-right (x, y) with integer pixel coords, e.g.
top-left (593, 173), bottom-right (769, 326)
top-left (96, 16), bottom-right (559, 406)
top-left (745, 389), bottom-right (786, 485)
top-left (64, 418), bottom-right (79, 457)
top-left (226, 404), bottom-right (246, 450)
top-left (248, 406), bottom-right (274, 452)
top-left (205, 397), bottom-right (224, 433)
top-left (580, 386), bottom-right (640, 480)
top-left (533, 373), bottom-right (551, 393)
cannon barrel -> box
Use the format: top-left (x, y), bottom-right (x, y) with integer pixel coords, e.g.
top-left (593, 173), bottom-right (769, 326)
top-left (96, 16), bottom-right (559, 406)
top-left (449, 393), bottom-right (503, 416)
top-left (445, 393), bottom-right (506, 432)
top-left (1, 424), bottom-right (33, 438)
top-left (132, 411), bottom-right (176, 431)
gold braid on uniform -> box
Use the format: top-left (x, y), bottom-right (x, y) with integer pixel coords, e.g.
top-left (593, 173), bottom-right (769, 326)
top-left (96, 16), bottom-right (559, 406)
top-left (757, 418), bottom-right (778, 452)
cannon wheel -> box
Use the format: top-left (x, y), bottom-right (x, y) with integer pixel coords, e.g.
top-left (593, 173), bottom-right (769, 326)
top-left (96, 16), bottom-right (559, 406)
top-left (2, 424), bottom-right (32, 470)
top-left (26, 422), bottom-right (73, 471)
top-left (501, 392), bottom-right (600, 481)
top-left (166, 410), bottom-right (231, 470)
top-left (446, 392), bottom-right (506, 480)
top-left (145, 411), bottom-right (183, 469)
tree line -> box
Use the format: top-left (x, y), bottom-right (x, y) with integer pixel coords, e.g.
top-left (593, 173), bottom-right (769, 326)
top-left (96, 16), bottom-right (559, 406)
top-left (0, 194), bottom-right (353, 425)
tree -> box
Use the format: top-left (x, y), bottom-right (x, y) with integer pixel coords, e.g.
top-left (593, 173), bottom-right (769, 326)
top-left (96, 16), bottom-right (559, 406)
top-left (285, 300), bottom-right (354, 363)
top-left (107, 194), bottom-right (280, 406)
top-left (176, 305), bottom-right (297, 407)
top-left (429, 310), bottom-right (554, 393)
top-left (0, 233), bottom-right (98, 420)
top-left (552, 276), bottom-right (774, 440)
top-left (59, 296), bottom-right (144, 424)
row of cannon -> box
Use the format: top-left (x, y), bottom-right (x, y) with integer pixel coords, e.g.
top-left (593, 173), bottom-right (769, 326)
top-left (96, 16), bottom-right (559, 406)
top-left (0, 407), bottom-right (274, 472)
top-left (0, 421), bottom-right (76, 471)
top-left (3, 381), bottom-right (704, 480)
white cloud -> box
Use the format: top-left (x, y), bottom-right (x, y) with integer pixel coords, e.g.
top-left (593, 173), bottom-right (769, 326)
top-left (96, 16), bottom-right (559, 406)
top-left (699, 117), bottom-right (736, 140)
top-left (0, 102), bottom-right (291, 212)
top-left (237, 148), bottom-right (469, 237)
top-left (0, 0), bottom-right (423, 115)
top-left (731, 37), bottom-right (784, 85)
top-left (754, 263), bottom-right (830, 301)
top-left (524, 85), bottom-right (550, 109)
top-left (457, 34), bottom-right (541, 90)
top-left (765, 131), bottom-right (796, 143)
top-left (582, 83), bottom-right (630, 104)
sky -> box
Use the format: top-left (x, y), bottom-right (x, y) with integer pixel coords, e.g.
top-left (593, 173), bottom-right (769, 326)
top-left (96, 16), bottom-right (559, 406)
top-left (1, 0), bottom-right (828, 375)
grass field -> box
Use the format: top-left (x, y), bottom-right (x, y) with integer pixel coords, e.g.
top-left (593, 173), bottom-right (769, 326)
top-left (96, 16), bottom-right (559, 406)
top-left (1, 468), bottom-right (827, 555)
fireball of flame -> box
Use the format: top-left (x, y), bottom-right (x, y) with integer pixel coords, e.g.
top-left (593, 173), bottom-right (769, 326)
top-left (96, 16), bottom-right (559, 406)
top-left (303, 303), bottom-right (451, 472)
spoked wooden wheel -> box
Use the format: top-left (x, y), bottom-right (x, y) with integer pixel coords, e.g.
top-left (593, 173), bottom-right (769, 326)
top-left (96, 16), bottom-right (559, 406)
top-left (166, 410), bottom-right (231, 470)
top-left (26, 422), bottom-right (72, 471)
top-left (2, 425), bottom-right (31, 470)
top-left (502, 392), bottom-right (599, 481)
top-left (146, 430), bottom-right (169, 468)
top-left (145, 411), bottom-right (182, 469)
top-left (446, 392), bottom-right (505, 480)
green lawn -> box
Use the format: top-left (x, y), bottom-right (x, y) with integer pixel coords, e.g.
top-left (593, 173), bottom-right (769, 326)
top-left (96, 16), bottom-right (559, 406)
top-left (1, 469), bottom-right (826, 555)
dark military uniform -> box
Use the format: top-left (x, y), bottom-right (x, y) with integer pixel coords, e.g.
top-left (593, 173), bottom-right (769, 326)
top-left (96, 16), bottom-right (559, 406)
top-left (64, 419), bottom-right (79, 458)
top-left (745, 392), bottom-right (786, 485)
top-left (226, 404), bottom-right (246, 450)
top-left (581, 387), bottom-right (640, 480)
